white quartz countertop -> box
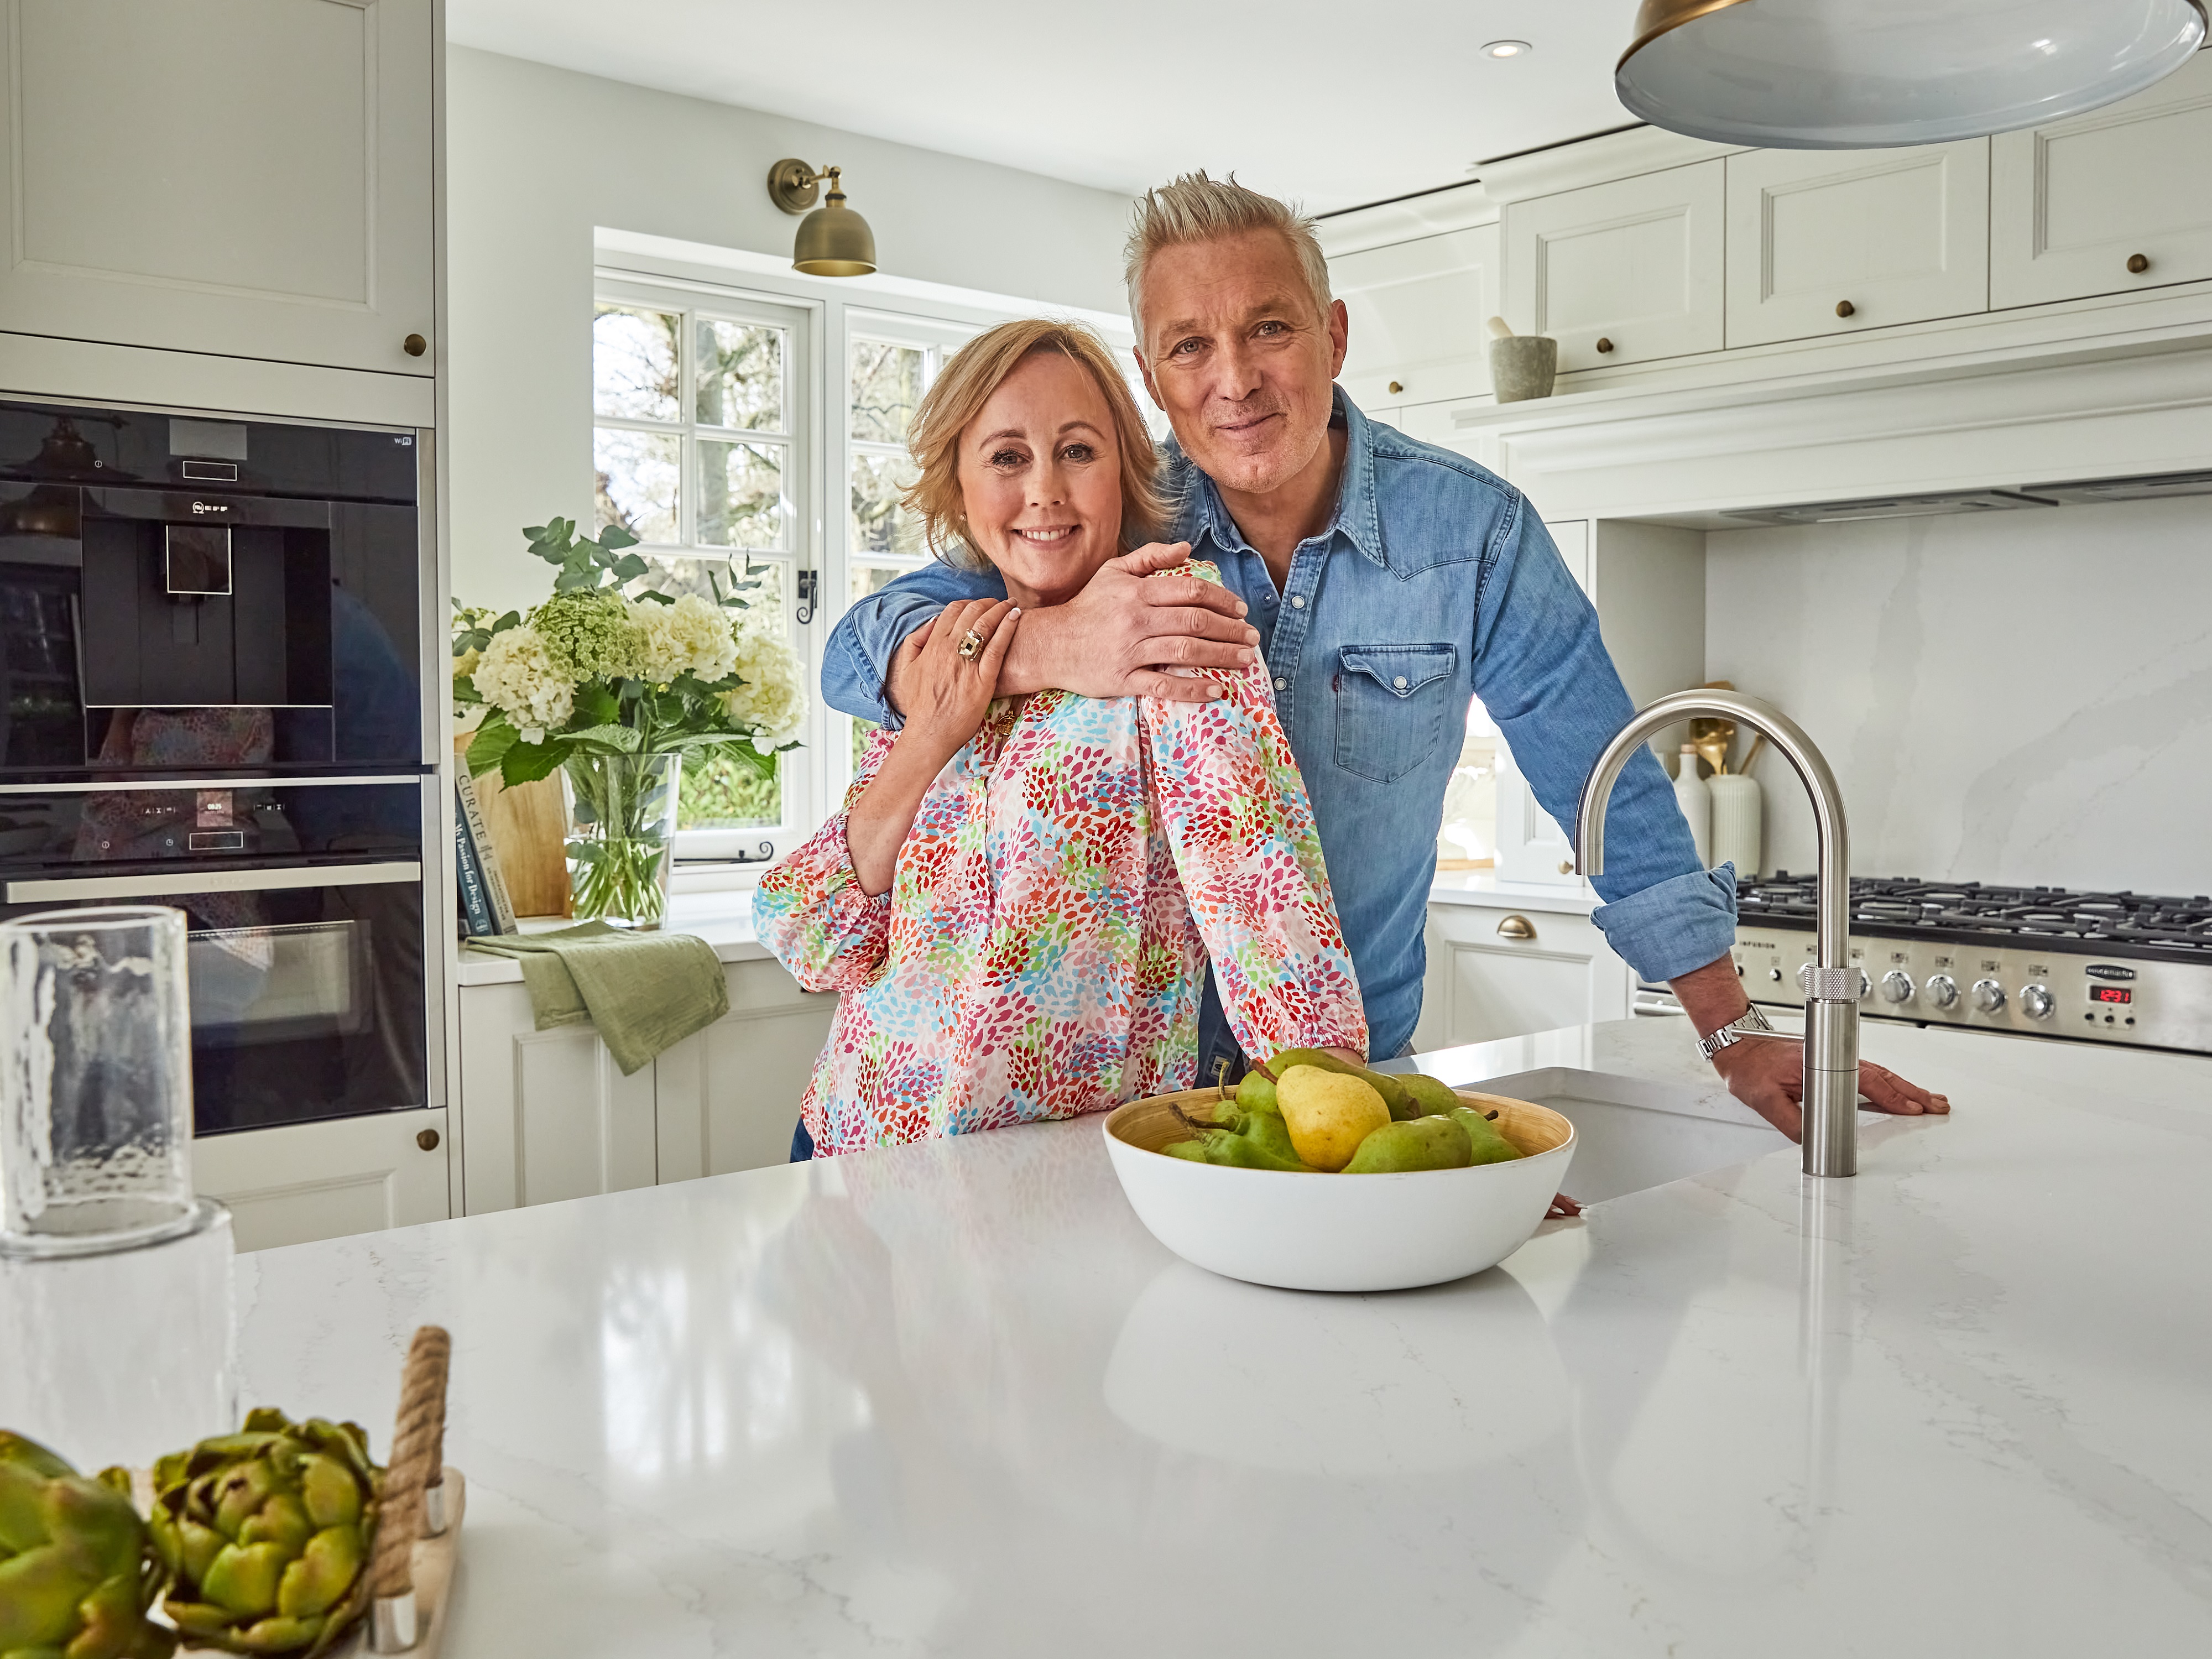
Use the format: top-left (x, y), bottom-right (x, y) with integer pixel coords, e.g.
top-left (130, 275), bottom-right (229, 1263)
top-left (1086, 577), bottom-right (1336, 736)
top-left (236, 1019), bottom-right (2212, 1654)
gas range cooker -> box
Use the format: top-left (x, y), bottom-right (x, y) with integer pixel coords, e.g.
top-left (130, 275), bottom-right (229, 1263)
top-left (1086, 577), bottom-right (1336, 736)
top-left (1730, 877), bottom-right (2212, 1055)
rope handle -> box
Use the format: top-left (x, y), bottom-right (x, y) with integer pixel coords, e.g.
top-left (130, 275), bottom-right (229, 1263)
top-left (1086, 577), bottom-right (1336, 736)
top-left (368, 1326), bottom-right (451, 1600)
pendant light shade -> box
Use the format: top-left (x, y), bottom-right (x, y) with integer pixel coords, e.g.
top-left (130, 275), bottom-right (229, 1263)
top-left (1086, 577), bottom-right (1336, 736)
top-left (766, 159), bottom-right (878, 277)
top-left (1618, 0), bottom-right (2209, 149)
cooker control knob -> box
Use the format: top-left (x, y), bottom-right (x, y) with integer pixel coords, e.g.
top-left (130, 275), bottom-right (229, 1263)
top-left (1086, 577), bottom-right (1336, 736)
top-left (1879, 970), bottom-right (1915, 1004)
top-left (2020, 983), bottom-right (2055, 1021)
top-left (1971, 977), bottom-right (2006, 1013)
top-left (1924, 973), bottom-right (1958, 1009)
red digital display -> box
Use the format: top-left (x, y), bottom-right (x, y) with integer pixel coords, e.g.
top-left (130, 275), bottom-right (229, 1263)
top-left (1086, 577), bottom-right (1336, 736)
top-left (2091, 986), bottom-right (2132, 1005)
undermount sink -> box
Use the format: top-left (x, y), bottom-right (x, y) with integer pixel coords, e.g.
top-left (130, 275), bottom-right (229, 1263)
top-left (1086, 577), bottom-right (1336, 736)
top-left (1448, 1066), bottom-right (1781, 1204)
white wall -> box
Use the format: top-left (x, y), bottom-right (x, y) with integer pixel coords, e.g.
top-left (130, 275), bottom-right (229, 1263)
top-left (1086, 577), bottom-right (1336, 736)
top-left (445, 46), bottom-right (1135, 615)
top-left (1705, 498), bottom-right (2212, 896)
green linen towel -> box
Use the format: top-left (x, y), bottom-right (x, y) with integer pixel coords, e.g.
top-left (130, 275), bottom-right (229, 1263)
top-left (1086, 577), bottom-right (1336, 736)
top-left (467, 922), bottom-right (729, 1075)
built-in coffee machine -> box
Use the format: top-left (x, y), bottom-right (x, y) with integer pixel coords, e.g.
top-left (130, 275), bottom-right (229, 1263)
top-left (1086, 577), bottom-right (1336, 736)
top-left (0, 399), bottom-right (437, 1134)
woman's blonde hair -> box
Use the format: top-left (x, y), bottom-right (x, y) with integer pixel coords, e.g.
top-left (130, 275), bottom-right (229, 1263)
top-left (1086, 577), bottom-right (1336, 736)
top-left (902, 318), bottom-right (1165, 571)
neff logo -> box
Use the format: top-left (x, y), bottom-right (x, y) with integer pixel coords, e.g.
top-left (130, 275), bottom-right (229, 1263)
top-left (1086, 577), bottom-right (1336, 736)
top-left (190, 501), bottom-right (228, 514)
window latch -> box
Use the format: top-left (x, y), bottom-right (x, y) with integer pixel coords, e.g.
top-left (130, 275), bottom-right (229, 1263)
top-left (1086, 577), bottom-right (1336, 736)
top-left (795, 567), bottom-right (818, 625)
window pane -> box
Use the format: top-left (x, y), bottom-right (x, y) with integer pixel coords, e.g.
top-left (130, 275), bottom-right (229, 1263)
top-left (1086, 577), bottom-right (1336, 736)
top-left (850, 451), bottom-right (925, 556)
top-left (697, 439), bottom-right (785, 550)
top-left (593, 304), bottom-right (680, 422)
top-left (631, 555), bottom-right (785, 620)
top-left (593, 427), bottom-right (680, 545)
top-left (679, 750), bottom-right (780, 830)
top-left (696, 319), bottom-right (783, 431)
top-left (850, 341), bottom-right (925, 443)
top-left (851, 561), bottom-right (926, 606)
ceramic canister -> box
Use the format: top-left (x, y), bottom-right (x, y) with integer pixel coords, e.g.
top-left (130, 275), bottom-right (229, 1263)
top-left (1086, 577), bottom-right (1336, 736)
top-left (1707, 773), bottom-right (1763, 879)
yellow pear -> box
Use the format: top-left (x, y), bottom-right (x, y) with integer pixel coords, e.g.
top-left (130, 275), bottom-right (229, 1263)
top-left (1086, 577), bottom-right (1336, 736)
top-left (1276, 1066), bottom-right (1391, 1172)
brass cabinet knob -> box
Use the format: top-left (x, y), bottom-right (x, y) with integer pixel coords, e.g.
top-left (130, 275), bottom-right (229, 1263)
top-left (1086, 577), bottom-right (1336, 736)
top-left (2127, 252), bottom-right (2150, 274)
top-left (1835, 300), bottom-right (1856, 318)
top-left (403, 333), bottom-right (428, 357)
top-left (416, 1128), bottom-right (441, 1151)
top-left (1387, 380), bottom-right (1404, 394)
top-left (1557, 859), bottom-right (1575, 875)
top-left (1496, 914), bottom-right (1537, 940)
top-left (1594, 337), bottom-right (1614, 354)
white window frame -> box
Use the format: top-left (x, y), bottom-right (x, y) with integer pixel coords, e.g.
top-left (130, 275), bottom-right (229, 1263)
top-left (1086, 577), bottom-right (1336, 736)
top-left (592, 245), bottom-right (1140, 875)
top-left (592, 276), bottom-right (818, 864)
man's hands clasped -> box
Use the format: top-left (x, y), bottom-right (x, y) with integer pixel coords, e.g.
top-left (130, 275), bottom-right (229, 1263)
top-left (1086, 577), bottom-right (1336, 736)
top-left (883, 542), bottom-right (1261, 718)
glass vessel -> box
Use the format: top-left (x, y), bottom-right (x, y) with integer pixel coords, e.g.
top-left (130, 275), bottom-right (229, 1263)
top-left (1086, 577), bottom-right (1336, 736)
top-left (562, 752), bottom-right (682, 930)
top-left (1, 906), bottom-right (202, 1257)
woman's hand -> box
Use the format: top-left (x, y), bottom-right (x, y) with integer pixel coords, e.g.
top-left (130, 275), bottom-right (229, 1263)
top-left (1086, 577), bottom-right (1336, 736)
top-left (894, 597), bottom-right (1022, 762)
top-left (844, 599), bottom-right (1020, 897)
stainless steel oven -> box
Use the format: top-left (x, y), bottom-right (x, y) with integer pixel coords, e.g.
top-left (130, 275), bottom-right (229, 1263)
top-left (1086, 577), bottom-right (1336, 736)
top-left (0, 398), bottom-right (438, 1136)
top-left (0, 776), bottom-right (436, 1134)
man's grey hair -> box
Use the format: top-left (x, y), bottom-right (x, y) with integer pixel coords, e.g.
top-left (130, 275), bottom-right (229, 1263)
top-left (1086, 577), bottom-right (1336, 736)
top-left (1124, 171), bottom-right (1333, 341)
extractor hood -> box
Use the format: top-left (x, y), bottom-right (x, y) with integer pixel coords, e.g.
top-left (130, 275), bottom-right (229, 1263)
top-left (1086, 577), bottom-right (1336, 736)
top-left (1723, 468), bottom-right (2212, 524)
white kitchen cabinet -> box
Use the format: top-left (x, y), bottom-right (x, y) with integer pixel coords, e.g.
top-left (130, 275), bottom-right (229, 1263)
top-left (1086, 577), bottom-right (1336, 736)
top-left (1725, 141), bottom-right (1990, 348)
top-left (1992, 52), bottom-right (2212, 310)
top-left (1415, 901), bottom-right (1631, 1051)
top-left (654, 961), bottom-right (841, 1181)
top-left (1503, 161), bottom-right (1725, 373)
top-left (0, 0), bottom-right (436, 376)
top-left (1332, 223), bottom-right (1500, 414)
top-left (192, 1108), bottom-right (451, 1253)
top-left (456, 982), bottom-right (659, 1213)
top-left (456, 957), bottom-right (838, 1213)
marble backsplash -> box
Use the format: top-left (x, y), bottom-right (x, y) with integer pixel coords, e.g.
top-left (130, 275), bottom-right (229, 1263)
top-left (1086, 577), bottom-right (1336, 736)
top-left (1704, 494), bottom-right (2212, 896)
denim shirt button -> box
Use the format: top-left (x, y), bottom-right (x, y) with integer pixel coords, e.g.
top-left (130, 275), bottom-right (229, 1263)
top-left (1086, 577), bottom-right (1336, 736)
top-left (1274, 677), bottom-right (1288, 691)
top-left (1394, 675), bottom-right (1408, 689)
top-left (1290, 594), bottom-right (1306, 608)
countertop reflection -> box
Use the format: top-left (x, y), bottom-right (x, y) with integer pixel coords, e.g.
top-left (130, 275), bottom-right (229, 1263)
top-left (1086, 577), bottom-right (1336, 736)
top-left (236, 1019), bottom-right (2212, 1655)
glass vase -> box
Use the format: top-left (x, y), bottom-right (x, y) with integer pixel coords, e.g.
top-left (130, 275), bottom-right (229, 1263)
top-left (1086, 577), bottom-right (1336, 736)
top-left (1, 905), bottom-right (207, 1258)
top-left (562, 752), bottom-right (682, 930)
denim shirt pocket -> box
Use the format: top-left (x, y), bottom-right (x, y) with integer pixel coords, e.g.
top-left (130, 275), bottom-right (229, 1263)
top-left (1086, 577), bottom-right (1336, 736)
top-left (1333, 644), bottom-right (1458, 783)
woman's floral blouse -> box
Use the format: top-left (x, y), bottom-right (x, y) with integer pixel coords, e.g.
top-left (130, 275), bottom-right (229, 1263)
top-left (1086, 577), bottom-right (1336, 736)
top-left (754, 564), bottom-right (1365, 1157)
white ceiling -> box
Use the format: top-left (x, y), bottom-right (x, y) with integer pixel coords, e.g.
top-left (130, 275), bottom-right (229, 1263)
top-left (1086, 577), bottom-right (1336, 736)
top-left (446, 0), bottom-right (1645, 214)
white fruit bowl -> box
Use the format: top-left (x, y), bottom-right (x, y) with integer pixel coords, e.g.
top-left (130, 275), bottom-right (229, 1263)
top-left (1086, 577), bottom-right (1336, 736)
top-left (1103, 1087), bottom-right (1576, 1292)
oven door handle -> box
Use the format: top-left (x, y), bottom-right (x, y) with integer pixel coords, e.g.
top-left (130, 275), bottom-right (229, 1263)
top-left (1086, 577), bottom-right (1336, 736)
top-left (6, 862), bottom-right (421, 904)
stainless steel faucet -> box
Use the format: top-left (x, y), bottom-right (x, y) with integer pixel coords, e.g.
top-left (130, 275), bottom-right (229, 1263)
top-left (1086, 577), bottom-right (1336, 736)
top-left (1574, 689), bottom-right (1860, 1178)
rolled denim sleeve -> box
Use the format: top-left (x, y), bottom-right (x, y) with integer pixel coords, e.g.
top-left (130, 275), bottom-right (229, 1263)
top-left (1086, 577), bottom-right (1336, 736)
top-left (821, 562), bottom-right (1006, 728)
top-left (1470, 500), bottom-right (1738, 985)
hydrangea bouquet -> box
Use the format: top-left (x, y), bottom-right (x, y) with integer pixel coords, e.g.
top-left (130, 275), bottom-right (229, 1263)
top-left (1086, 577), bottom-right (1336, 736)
top-left (455, 519), bottom-right (805, 927)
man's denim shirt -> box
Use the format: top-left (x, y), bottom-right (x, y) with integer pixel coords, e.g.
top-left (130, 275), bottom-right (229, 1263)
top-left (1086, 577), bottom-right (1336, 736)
top-left (821, 392), bottom-right (1736, 1060)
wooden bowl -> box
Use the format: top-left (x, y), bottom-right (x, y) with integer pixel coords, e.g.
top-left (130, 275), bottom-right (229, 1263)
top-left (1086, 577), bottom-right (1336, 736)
top-left (1102, 1085), bottom-right (1575, 1292)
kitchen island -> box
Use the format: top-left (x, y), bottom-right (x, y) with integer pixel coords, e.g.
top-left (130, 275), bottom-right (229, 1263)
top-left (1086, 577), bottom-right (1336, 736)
top-left (234, 1016), bottom-right (2212, 1655)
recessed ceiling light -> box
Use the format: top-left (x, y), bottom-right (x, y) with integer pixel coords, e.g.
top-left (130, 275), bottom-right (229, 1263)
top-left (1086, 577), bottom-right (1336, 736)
top-left (1484, 40), bottom-right (1531, 59)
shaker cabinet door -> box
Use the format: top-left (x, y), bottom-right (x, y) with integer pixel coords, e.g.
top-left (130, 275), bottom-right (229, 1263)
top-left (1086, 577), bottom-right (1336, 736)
top-left (1332, 223), bottom-right (1501, 414)
top-left (1725, 142), bottom-right (1990, 348)
top-left (1502, 160), bottom-right (1725, 373)
top-left (1992, 51), bottom-right (2212, 309)
top-left (0, 0), bottom-right (435, 375)
top-left (192, 1108), bottom-right (451, 1251)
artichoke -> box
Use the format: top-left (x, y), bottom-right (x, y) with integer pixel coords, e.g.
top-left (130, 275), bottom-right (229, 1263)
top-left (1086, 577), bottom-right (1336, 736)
top-left (149, 1410), bottom-right (380, 1658)
top-left (0, 1428), bottom-right (175, 1659)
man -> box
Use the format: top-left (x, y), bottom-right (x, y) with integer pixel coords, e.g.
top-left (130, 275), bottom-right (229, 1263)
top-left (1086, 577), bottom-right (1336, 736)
top-left (823, 174), bottom-right (1947, 1141)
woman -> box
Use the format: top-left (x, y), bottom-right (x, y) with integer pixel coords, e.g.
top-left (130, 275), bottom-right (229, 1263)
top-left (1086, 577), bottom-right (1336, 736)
top-left (755, 319), bottom-right (1365, 1157)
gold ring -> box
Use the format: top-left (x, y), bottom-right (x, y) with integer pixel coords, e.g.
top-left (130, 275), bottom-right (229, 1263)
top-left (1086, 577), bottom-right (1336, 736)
top-left (957, 628), bottom-right (984, 659)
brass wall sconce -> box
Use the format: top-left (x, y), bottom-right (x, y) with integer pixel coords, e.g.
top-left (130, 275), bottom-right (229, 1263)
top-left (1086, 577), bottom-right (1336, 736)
top-left (766, 159), bottom-right (877, 277)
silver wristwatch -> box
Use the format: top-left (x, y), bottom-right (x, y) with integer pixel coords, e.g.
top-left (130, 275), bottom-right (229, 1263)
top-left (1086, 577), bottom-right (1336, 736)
top-left (1697, 1003), bottom-right (1781, 1063)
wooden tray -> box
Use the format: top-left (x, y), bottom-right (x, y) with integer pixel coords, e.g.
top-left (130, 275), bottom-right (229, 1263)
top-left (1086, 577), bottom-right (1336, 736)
top-left (1106, 1084), bottom-right (1574, 1160)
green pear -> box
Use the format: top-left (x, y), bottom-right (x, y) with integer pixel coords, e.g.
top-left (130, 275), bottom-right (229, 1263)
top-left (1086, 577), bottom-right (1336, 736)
top-left (1342, 1115), bottom-right (1475, 1173)
top-left (1399, 1073), bottom-right (1465, 1117)
top-left (1276, 1066), bottom-right (1391, 1172)
top-left (1235, 1071), bottom-right (1280, 1115)
top-left (1449, 1105), bottom-right (1525, 1166)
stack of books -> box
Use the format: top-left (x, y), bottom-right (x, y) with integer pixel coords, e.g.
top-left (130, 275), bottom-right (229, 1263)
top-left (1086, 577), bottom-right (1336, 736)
top-left (454, 767), bottom-right (518, 937)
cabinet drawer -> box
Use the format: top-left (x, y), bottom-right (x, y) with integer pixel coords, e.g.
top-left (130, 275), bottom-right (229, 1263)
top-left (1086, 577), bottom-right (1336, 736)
top-left (1726, 142), bottom-right (1990, 348)
top-left (1993, 53), bottom-right (2212, 309)
top-left (1332, 223), bottom-right (1500, 411)
top-left (1504, 160), bottom-right (1725, 372)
